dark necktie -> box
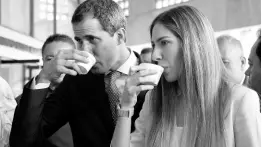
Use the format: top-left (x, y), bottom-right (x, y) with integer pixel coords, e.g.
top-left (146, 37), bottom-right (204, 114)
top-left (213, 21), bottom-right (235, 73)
top-left (104, 71), bottom-right (121, 125)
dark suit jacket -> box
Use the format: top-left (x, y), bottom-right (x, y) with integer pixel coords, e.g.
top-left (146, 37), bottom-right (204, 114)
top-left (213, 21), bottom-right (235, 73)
top-left (10, 52), bottom-right (146, 147)
top-left (15, 90), bottom-right (73, 147)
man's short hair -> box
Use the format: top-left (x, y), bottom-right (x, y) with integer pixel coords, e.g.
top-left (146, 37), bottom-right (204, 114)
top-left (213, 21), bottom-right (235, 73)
top-left (141, 48), bottom-right (152, 55)
top-left (71, 0), bottom-right (127, 36)
top-left (217, 35), bottom-right (244, 55)
top-left (42, 34), bottom-right (76, 55)
top-left (256, 36), bottom-right (261, 61)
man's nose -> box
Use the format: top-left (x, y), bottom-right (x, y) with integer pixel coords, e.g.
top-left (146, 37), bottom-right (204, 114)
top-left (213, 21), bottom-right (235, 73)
top-left (245, 67), bottom-right (250, 76)
top-left (80, 41), bottom-right (93, 53)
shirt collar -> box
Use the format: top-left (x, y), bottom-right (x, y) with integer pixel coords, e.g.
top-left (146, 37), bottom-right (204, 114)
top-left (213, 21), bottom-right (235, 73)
top-left (116, 49), bottom-right (138, 75)
top-left (105, 48), bottom-right (138, 76)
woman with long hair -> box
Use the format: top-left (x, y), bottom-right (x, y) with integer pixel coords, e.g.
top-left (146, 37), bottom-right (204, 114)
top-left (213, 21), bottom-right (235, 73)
top-left (111, 5), bottom-right (261, 147)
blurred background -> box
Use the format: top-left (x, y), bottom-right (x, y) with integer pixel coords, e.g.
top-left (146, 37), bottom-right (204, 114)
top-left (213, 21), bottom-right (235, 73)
top-left (0, 0), bottom-right (260, 97)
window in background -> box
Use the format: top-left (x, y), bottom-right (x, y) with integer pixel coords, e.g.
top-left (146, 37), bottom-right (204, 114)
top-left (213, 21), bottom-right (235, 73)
top-left (113, 0), bottom-right (129, 16)
top-left (156, 0), bottom-right (191, 9)
top-left (39, 0), bottom-right (69, 21)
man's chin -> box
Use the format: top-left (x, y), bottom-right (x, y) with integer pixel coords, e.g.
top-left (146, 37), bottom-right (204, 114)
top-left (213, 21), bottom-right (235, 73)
top-left (90, 68), bottom-right (105, 74)
top-left (90, 66), bottom-right (111, 74)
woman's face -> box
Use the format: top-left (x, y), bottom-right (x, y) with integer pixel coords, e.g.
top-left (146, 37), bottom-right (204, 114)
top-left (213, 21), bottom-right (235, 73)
top-left (151, 23), bottom-right (183, 82)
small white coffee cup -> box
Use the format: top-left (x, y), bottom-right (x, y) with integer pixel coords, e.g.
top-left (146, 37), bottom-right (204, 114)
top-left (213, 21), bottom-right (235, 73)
top-left (77, 52), bottom-right (96, 74)
top-left (132, 63), bottom-right (164, 86)
top-left (144, 64), bottom-right (164, 86)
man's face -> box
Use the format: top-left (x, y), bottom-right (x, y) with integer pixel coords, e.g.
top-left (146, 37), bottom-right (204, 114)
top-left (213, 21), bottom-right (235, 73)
top-left (219, 43), bottom-right (246, 84)
top-left (246, 39), bottom-right (261, 95)
top-left (141, 52), bottom-right (152, 63)
top-left (73, 15), bottom-right (121, 74)
top-left (42, 41), bottom-right (74, 84)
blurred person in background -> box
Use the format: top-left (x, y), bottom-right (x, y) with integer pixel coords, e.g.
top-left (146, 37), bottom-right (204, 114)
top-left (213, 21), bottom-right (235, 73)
top-left (12, 34), bottom-right (75, 147)
top-left (217, 35), bottom-right (248, 85)
top-left (245, 31), bottom-right (261, 107)
top-left (0, 76), bottom-right (16, 147)
top-left (140, 47), bottom-right (152, 63)
top-left (111, 5), bottom-right (261, 147)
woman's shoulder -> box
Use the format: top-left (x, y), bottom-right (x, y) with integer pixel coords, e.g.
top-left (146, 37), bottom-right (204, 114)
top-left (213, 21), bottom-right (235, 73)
top-left (228, 82), bottom-right (260, 112)
top-left (229, 83), bottom-right (258, 101)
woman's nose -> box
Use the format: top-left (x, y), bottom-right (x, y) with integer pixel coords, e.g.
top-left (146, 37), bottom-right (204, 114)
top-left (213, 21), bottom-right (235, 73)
top-left (151, 48), bottom-right (162, 63)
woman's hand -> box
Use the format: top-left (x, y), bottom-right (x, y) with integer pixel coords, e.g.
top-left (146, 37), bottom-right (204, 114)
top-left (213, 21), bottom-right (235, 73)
top-left (120, 63), bottom-right (163, 109)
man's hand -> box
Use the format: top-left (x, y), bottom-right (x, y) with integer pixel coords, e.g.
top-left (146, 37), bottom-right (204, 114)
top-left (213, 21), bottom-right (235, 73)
top-left (37, 50), bottom-right (90, 84)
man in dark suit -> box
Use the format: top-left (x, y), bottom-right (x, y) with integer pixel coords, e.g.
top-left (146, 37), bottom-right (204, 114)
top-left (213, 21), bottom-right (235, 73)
top-left (217, 35), bottom-right (248, 85)
top-left (245, 32), bottom-right (261, 110)
top-left (13, 34), bottom-right (74, 147)
top-left (10, 1), bottom-right (145, 147)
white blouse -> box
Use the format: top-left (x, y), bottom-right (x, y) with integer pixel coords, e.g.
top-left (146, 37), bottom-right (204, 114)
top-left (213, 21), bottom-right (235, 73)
top-left (130, 84), bottom-right (261, 147)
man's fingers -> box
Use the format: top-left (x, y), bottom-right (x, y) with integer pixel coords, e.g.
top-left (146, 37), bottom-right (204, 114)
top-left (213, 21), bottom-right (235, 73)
top-left (60, 59), bottom-right (86, 75)
top-left (71, 63), bottom-right (83, 75)
top-left (57, 66), bottom-right (77, 76)
top-left (58, 50), bottom-right (89, 64)
top-left (63, 59), bottom-right (75, 67)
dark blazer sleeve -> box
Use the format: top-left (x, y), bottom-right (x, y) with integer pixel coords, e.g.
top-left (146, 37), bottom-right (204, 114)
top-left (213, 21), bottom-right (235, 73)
top-left (10, 76), bottom-right (72, 147)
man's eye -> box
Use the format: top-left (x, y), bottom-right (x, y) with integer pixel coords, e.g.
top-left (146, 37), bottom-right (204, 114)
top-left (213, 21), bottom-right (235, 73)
top-left (47, 57), bottom-right (54, 61)
top-left (77, 39), bottom-right (83, 44)
top-left (89, 36), bottom-right (98, 43)
top-left (89, 36), bottom-right (95, 41)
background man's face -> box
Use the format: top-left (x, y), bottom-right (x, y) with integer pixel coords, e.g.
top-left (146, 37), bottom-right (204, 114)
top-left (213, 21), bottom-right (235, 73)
top-left (43, 41), bottom-right (74, 84)
top-left (219, 43), bottom-right (245, 84)
top-left (246, 40), bottom-right (261, 95)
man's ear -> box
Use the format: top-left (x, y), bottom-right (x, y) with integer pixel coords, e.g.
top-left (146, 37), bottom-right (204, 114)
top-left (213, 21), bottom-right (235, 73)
top-left (240, 56), bottom-right (246, 71)
top-left (114, 28), bottom-right (126, 45)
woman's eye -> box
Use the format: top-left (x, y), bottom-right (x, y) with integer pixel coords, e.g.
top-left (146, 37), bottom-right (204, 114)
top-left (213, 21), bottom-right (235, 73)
top-left (160, 40), bottom-right (169, 46)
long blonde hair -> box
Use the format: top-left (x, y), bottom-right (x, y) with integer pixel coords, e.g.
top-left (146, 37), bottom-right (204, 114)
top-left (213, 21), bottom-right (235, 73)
top-left (148, 6), bottom-right (230, 147)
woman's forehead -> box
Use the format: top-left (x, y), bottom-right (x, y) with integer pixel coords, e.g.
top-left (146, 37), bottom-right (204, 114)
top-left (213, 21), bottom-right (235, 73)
top-left (151, 24), bottom-right (173, 40)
